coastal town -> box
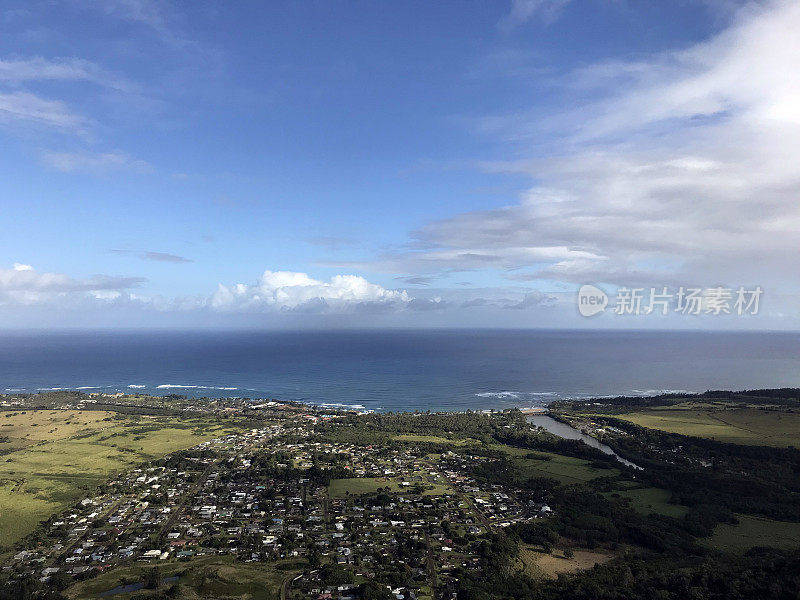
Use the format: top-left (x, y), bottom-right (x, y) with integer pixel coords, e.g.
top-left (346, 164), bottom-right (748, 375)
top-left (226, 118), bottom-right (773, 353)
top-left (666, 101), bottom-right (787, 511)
top-left (5, 388), bottom-right (800, 600)
top-left (4, 408), bottom-right (549, 600)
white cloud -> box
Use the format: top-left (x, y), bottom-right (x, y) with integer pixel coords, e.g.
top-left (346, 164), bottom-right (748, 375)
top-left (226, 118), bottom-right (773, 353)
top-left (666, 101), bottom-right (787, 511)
top-left (141, 251), bottom-right (191, 263)
top-left (95, 0), bottom-right (167, 30)
top-left (0, 56), bottom-right (131, 90)
top-left (0, 266), bottom-right (423, 316)
top-left (498, 0), bottom-right (571, 31)
top-left (210, 270), bottom-right (411, 313)
top-left (42, 150), bottom-right (152, 174)
top-left (396, 0), bottom-right (800, 297)
top-left (73, 0), bottom-right (194, 49)
top-left (0, 90), bottom-right (86, 130)
top-left (0, 56), bottom-right (133, 133)
top-left (0, 264), bottom-right (146, 307)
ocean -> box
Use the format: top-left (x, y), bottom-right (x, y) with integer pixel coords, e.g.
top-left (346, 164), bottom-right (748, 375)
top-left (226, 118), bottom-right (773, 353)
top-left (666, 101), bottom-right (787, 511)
top-left (1, 329), bottom-right (798, 411)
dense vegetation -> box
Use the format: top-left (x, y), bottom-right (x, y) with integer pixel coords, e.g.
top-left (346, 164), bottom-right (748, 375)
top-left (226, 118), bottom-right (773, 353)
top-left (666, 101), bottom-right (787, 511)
top-left (315, 401), bottom-right (800, 600)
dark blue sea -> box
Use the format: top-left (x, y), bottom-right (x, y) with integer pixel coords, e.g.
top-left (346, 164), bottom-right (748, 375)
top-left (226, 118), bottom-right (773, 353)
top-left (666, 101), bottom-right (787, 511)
top-left (1, 330), bottom-right (799, 411)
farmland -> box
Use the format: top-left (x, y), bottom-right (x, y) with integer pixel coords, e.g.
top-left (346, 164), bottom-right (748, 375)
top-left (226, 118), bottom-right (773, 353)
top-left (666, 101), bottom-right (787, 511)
top-left (0, 409), bottom-right (243, 548)
top-left (702, 514), bottom-right (800, 553)
top-left (605, 405), bottom-right (800, 446)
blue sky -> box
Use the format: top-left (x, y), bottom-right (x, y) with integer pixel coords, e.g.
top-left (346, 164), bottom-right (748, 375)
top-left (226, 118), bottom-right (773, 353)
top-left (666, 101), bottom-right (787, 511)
top-left (1, 0), bottom-right (798, 328)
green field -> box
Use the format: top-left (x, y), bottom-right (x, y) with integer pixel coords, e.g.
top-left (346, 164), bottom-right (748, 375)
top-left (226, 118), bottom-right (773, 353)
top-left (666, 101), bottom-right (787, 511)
top-left (488, 444), bottom-right (619, 484)
top-left (65, 555), bottom-right (301, 600)
top-left (610, 406), bottom-right (800, 446)
top-left (701, 514), bottom-right (800, 552)
top-left (605, 486), bottom-right (687, 518)
top-left (514, 454), bottom-right (618, 483)
top-left (0, 409), bottom-right (243, 549)
top-left (393, 434), bottom-right (475, 445)
top-left (328, 476), bottom-right (451, 497)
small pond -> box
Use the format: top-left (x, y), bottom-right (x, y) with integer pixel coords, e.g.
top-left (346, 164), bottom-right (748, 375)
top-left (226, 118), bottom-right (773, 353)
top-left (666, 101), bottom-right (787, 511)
top-left (98, 576), bottom-right (179, 597)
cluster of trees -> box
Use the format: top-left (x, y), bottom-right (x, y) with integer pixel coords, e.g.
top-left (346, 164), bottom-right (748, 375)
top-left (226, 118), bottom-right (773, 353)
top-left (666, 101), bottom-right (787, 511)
top-left (451, 527), bottom-right (800, 600)
top-left (551, 388), bottom-right (800, 412)
top-left (534, 548), bottom-right (800, 600)
top-left (238, 450), bottom-right (356, 487)
top-left (594, 417), bottom-right (800, 521)
top-left (332, 410), bottom-right (495, 436)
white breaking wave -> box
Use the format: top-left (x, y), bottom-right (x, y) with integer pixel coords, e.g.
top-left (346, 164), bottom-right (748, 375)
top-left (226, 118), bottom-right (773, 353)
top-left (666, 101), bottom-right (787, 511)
top-left (157, 384), bottom-right (201, 389)
top-left (156, 384), bottom-right (238, 390)
top-left (318, 402), bottom-right (367, 410)
top-left (127, 384), bottom-right (146, 388)
top-left (475, 391), bottom-right (521, 399)
top-left (630, 389), bottom-right (695, 396)
top-left (475, 389), bottom-right (699, 403)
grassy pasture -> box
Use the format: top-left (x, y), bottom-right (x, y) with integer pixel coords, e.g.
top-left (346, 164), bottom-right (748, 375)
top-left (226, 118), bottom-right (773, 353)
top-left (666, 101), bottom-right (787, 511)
top-left (328, 476), bottom-right (451, 497)
top-left (0, 410), bottom-right (116, 453)
top-left (609, 406), bottom-right (800, 446)
top-left (393, 434), bottom-right (475, 445)
top-left (701, 514), bottom-right (800, 553)
top-left (0, 409), bottom-right (241, 549)
top-left (605, 486), bottom-right (687, 518)
top-left (513, 455), bottom-right (618, 484)
top-left (516, 544), bottom-right (613, 580)
top-left (490, 444), bottom-right (620, 483)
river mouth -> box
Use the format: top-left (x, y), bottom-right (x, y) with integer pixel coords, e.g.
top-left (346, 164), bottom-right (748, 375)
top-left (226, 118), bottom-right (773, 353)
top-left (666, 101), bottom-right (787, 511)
top-left (527, 415), bottom-right (641, 470)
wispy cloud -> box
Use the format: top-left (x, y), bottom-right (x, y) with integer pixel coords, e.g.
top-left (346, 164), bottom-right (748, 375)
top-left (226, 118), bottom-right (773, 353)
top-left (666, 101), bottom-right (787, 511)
top-left (0, 90), bottom-right (86, 130)
top-left (0, 56), bottom-right (135, 134)
top-left (142, 251), bottom-right (192, 263)
top-left (0, 56), bottom-right (133, 90)
top-left (42, 150), bottom-right (152, 174)
top-left (73, 0), bottom-right (196, 49)
top-left (395, 275), bottom-right (438, 286)
top-left (97, 0), bottom-right (168, 30)
top-left (498, 0), bottom-right (571, 31)
top-left (111, 249), bottom-right (193, 263)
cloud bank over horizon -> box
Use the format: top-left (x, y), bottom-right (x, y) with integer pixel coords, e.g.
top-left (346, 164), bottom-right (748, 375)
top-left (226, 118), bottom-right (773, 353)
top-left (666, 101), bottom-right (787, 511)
top-left (209, 270), bottom-right (413, 314)
top-left (0, 265), bottom-right (439, 322)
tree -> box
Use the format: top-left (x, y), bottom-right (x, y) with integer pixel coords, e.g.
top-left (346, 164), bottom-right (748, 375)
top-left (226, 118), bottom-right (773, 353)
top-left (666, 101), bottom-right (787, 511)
top-left (359, 580), bottom-right (391, 600)
top-left (308, 547), bottom-right (322, 569)
top-left (144, 566), bottom-right (162, 590)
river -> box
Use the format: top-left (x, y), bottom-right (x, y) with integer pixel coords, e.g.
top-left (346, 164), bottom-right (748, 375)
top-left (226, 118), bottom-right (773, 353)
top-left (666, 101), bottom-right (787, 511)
top-left (98, 577), bottom-right (179, 597)
top-left (527, 415), bottom-right (642, 469)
